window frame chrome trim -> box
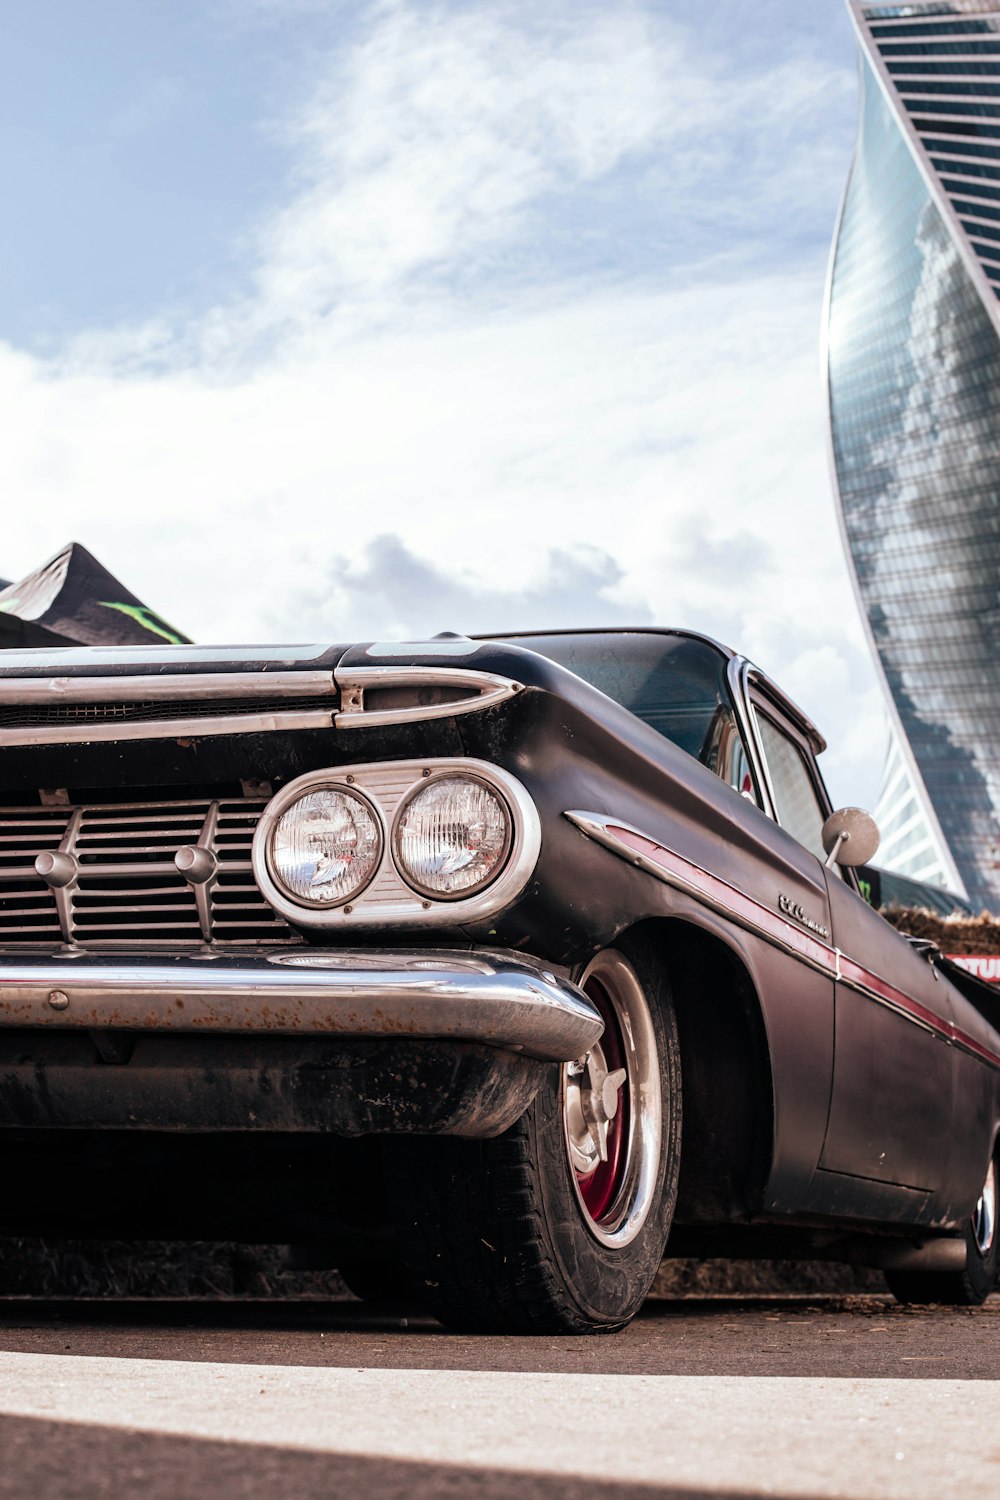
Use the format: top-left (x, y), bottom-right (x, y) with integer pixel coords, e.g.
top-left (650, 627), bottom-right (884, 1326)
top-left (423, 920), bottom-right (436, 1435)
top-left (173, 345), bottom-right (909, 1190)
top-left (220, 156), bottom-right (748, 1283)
top-left (726, 658), bottom-right (776, 819)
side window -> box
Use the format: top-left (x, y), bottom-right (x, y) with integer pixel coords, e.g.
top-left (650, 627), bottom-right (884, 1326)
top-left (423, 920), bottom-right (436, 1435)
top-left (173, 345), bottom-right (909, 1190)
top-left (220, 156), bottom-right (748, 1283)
top-left (728, 733), bottom-right (756, 802)
top-left (755, 713), bottom-right (828, 862)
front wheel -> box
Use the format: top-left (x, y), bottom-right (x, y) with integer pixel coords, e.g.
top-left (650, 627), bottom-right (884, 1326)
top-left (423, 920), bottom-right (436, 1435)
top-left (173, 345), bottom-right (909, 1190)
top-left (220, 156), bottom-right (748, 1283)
top-left (385, 937), bottom-right (682, 1334)
top-left (886, 1151), bottom-right (998, 1306)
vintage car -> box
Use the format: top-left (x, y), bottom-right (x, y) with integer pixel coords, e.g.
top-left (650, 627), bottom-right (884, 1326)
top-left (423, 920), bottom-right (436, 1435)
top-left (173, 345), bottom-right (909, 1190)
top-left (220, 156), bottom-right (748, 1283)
top-left (0, 625), bottom-right (997, 1333)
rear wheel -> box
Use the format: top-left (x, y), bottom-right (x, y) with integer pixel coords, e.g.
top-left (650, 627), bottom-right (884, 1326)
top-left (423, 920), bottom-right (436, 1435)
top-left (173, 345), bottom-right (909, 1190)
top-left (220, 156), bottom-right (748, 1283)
top-left (886, 1152), bottom-right (998, 1306)
top-left (386, 936), bottom-right (682, 1334)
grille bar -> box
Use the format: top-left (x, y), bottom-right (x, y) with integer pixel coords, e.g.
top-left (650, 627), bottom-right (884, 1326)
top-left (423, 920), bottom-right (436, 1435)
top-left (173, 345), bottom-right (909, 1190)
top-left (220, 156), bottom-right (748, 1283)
top-left (0, 796), bottom-right (297, 949)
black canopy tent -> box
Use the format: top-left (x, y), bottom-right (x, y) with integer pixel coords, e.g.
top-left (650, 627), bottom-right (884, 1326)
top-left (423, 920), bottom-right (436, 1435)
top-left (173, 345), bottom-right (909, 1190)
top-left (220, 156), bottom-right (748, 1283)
top-left (0, 543), bottom-right (189, 649)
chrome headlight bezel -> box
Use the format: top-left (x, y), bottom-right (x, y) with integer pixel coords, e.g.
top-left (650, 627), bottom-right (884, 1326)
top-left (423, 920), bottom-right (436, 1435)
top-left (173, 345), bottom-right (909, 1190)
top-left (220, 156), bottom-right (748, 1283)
top-left (251, 758), bottom-right (541, 930)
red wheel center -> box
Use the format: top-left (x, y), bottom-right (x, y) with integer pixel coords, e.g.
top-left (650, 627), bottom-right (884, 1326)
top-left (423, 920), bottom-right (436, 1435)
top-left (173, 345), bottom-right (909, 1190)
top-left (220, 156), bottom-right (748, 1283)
top-left (575, 977), bottom-right (630, 1224)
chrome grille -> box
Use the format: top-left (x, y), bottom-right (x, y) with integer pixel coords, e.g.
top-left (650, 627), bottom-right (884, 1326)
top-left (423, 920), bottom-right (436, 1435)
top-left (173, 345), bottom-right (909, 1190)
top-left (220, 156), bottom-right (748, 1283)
top-left (0, 669), bottom-right (339, 747)
top-left (0, 695), bottom-right (336, 730)
top-left (0, 797), bottom-right (298, 948)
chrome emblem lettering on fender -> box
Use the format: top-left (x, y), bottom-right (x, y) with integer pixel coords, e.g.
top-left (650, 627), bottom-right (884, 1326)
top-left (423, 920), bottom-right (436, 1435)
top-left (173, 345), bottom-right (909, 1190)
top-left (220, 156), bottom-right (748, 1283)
top-left (777, 893), bottom-right (830, 940)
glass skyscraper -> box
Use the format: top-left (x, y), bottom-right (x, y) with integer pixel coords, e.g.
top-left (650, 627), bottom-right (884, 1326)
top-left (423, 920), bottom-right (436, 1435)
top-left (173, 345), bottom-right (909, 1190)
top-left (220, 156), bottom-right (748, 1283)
top-left (827, 0), bottom-right (1000, 910)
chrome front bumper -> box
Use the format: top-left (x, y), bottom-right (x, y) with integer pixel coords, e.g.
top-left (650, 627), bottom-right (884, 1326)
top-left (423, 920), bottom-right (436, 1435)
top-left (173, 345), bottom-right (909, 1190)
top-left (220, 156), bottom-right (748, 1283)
top-left (0, 948), bottom-right (603, 1064)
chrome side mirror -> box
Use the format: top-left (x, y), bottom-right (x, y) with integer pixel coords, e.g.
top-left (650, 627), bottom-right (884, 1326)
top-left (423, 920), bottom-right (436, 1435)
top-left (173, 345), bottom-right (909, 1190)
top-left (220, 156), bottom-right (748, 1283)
top-left (822, 807), bottom-right (880, 869)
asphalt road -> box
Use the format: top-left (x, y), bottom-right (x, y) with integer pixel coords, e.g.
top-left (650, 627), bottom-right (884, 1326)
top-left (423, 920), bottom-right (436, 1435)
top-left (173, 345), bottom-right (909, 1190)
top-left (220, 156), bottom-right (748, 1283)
top-left (0, 1293), bottom-right (997, 1499)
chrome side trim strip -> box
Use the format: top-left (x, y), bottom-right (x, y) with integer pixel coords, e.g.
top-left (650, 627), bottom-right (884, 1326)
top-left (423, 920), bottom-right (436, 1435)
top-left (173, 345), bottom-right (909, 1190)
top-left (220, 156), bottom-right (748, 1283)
top-left (0, 671), bottom-right (336, 705)
top-left (0, 949), bottom-right (603, 1063)
top-left (566, 810), bottom-right (837, 983)
top-left (566, 810), bottom-right (1000, 1073)
top-left (0, 710), bottom-right (336, 748)
top-left (334, 665), bottom-right (521, 728)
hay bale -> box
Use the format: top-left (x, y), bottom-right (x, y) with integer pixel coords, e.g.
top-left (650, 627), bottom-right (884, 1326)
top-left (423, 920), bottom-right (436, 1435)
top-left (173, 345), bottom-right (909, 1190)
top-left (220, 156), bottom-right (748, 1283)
top-left (879, 904), bottom-right (1000, 956)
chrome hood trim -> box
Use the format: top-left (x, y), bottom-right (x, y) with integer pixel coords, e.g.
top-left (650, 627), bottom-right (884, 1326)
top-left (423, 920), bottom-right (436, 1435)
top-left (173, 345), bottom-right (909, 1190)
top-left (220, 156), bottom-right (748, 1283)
top-left (334, 664), bottom-right (522, 728)
top-left (0, 644), bottom-right (340, 676)
top-left (0, 671), bottom-right (336, 704)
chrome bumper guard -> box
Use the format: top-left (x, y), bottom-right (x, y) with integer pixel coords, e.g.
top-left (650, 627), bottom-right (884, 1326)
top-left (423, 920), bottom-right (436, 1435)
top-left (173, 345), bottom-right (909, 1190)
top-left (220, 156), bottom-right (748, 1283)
top-left (0, 949), bottom-right (603, 1064)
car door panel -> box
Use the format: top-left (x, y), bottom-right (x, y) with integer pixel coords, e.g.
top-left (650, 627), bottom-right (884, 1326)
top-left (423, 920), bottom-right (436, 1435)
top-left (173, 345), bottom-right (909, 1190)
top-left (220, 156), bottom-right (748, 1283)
top-left (937, 985), bottom-right (1000, 1220)
top-left (821, 875), bottom-right (955, 1200)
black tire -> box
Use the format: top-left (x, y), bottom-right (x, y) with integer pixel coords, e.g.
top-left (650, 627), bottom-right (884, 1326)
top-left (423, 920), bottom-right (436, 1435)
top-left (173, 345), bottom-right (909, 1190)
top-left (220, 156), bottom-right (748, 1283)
top-left (886, 1150), bottom-right (998, 1306)
top-left (385, 935), bottom-right (682, 1334)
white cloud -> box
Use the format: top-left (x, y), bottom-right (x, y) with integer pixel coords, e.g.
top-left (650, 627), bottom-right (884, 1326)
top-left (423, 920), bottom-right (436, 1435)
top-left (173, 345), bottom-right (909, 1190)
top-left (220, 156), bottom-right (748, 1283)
top-left (0, 0), bottom-right (878, 804)
top-left (50, 0), bottom-right (851, 366)
top-left (288, 533), bottom-right (650, 639)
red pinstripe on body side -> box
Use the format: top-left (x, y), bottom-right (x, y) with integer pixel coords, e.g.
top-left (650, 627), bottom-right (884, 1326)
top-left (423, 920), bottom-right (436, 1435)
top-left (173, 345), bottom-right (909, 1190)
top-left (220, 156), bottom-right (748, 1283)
top-left (604, 822), bottom-right (1000, 1074)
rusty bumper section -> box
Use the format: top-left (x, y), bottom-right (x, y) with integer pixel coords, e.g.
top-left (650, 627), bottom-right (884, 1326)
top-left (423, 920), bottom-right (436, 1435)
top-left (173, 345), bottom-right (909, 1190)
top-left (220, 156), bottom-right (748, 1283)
top-left (0, 948), bottom-right (603, 1064)
top-left (0, 949), bottom-right (602, 1137)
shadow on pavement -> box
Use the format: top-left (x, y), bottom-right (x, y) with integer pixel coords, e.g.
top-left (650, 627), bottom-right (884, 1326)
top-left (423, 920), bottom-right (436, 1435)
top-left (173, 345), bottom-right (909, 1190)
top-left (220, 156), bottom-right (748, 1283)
top-left (0, 1411), bottom-right (827, 1500)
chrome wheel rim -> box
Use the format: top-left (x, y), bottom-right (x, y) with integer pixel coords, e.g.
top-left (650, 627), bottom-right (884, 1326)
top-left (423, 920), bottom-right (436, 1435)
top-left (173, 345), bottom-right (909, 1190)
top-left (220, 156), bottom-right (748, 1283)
top-left (563, 949), bottom-right (662, 1249)
top-left (972, 1158), bottom-right (996, 1258)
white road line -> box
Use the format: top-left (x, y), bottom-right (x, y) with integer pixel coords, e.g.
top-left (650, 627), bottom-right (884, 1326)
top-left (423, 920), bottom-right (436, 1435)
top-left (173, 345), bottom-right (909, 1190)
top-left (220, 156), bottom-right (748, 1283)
top-left (0, 1354), bottom-right (997, 1499)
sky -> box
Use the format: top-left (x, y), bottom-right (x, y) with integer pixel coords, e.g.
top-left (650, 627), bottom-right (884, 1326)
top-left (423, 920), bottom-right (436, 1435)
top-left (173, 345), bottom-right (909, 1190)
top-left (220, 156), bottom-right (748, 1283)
top-left (0, 0), bottom-right (883, 806)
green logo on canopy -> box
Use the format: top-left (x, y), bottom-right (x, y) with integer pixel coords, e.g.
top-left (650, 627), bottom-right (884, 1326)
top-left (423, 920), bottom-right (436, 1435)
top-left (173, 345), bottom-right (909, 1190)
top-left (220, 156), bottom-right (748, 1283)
top-left (99, 601), bottom-right (185, 645)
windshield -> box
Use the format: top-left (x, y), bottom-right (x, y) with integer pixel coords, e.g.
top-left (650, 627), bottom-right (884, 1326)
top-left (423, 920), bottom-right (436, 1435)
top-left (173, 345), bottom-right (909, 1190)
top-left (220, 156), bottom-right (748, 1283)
top-left (509, 631), bottom-right (750, 788)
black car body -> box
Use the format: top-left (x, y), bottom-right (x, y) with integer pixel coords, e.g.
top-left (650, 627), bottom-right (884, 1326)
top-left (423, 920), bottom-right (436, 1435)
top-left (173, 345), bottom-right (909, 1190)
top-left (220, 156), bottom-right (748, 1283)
top-left (0, 626), bottom-right (996, 1331)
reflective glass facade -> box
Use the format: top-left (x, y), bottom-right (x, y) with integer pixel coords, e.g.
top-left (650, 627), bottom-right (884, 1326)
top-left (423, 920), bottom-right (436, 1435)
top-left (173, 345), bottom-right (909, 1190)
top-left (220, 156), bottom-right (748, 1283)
top-left (873, 721), bottom-right (955, 885)
top-left (828, 2), bottom-right (1000, 909)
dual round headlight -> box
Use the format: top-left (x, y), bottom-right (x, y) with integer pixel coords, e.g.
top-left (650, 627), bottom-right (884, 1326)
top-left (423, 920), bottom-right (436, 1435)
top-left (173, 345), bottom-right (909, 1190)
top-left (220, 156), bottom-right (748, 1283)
top-left (269, 788), bottom-right (382, 907)
top-left (268, 775), bottom-right (512, 908)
